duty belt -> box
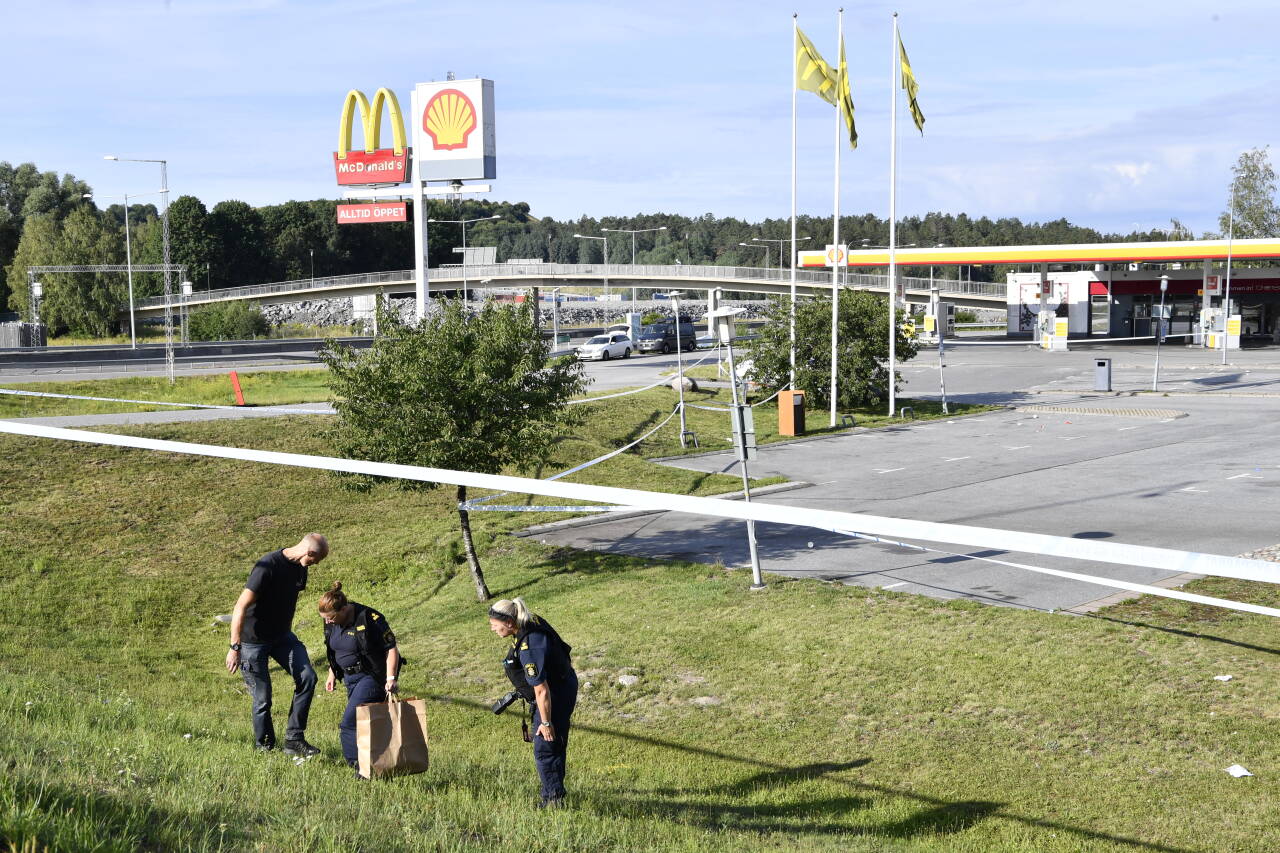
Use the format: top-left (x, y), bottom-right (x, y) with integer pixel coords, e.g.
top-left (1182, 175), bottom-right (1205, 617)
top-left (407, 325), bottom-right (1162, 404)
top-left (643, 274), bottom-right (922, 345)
top-left (342, 664), bottom-right (365, 675)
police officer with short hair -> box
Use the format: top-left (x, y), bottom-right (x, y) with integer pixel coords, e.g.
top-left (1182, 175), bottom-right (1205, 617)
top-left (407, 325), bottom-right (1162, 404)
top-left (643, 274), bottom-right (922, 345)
top-left (488, 597), bottom-right (578, 809)
top-left (319, 581), bottom-right (401, 777)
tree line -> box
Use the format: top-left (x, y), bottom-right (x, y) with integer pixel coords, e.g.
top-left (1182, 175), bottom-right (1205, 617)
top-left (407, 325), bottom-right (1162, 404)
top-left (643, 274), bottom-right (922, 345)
top-left (4, 148), bottom-right (1274, 337)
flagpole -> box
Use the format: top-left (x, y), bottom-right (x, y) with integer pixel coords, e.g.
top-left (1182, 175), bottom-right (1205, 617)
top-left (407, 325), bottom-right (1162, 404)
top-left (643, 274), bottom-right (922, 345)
top-left (790, 14), bottom-right (799, 390)
top-left (888, 12), bottom-right (899, 417)
top-left (829, 8), bottom-right (843, 427)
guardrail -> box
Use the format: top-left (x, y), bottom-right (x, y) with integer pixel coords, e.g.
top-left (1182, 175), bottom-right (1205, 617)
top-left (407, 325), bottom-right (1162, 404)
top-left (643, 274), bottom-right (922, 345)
top-left (136, 264), bottom-right (1006, 309)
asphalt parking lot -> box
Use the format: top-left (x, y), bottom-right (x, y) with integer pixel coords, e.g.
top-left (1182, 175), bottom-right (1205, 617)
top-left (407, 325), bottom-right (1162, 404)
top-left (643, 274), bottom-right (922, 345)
top-left (533, 340), bottom-right (1280, 612)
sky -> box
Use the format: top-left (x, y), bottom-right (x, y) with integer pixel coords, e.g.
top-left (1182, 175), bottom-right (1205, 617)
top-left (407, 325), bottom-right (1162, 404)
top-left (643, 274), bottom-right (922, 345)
top-left (5, 0), bottom-right (1279, 236)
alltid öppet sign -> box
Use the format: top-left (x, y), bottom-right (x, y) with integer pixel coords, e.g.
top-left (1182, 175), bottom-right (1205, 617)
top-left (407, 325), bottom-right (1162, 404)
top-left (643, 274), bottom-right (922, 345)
top-left (336, 203), bottom-right (407, 224)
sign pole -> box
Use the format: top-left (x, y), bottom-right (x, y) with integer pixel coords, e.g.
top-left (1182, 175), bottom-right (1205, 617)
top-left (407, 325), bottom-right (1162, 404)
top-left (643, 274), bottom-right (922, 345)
top-left (411, 88), bottom-right (430, 321)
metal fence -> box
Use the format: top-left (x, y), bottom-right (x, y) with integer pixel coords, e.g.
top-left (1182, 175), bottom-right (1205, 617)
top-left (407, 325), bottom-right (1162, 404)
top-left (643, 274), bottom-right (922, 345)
top-left (136, 264), bottom-right (1005, 308)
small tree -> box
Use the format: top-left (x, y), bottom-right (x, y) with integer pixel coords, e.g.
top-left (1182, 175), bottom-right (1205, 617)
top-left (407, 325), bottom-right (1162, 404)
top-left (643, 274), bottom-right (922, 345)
top-left (1218, 147), bottom-right (1279, 239)
top-left (745, 292), bottom-right (919, 409)
top-left (320, 299), bottom-right (586, 600)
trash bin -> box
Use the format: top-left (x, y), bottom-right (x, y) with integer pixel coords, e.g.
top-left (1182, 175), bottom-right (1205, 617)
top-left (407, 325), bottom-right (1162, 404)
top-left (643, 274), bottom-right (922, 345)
top-left (1094, 358), bottom-right (1111, 392)
top-left (778, 390), bottom-right (805, 436)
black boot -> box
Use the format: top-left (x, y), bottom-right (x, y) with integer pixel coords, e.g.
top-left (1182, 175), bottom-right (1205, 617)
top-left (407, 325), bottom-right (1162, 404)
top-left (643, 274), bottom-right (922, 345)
top-left (283, 737), bottom-right (320, 757)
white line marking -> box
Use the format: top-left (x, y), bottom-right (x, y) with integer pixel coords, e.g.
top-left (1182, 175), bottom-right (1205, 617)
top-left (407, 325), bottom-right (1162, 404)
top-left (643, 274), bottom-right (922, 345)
top-left (1179, 487), bottom-right (1208, 493)
top-left (1118, 426), bottom-right (1139, 431)
top-left (1062, 437), bottom-right (1081, 441)
top-left (874, 467), bottom-right (906, 474)
top-left (1227, 473), bottom-right (1262, 480)
top-left (1005, 445), bottom-right (1030, 450)
top-left (883, 582), bottom-right (909, 589)
top-left (942, 456), bottom-right (970, 462)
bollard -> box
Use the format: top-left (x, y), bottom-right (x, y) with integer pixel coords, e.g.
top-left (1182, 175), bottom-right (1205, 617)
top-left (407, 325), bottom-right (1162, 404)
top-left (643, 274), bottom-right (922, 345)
top-left (1093, 358), bottom-right (1112, 392)
top-left (229, 371), bottom-right (246, 406)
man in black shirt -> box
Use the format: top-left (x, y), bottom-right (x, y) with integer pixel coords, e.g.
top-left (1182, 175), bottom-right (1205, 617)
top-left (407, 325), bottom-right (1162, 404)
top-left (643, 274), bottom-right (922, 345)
top-left (225, 533), bottom-right (327, 755)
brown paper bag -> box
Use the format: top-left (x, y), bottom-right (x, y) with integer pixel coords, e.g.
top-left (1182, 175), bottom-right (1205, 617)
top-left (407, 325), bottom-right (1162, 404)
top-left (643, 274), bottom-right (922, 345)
top-left (356, 695), bottom-right (429, 779)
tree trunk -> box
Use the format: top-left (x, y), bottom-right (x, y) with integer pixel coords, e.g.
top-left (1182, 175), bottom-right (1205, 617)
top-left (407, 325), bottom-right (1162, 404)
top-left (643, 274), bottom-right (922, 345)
top-left (457, 485), bottom-right (491, 601)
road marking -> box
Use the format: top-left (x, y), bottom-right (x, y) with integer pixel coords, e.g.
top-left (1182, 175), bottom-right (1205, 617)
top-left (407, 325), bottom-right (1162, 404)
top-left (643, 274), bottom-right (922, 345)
top-left (1005, 445), bottom-right (1030, 450)
top-left (942, 456), bottom-right (971, 462)
top-left (1118, 426), bottom-right (1139, 431)
top-left (1179, 487), bottom-right (1208, 493)
top-left (1226, 473), bottom-right (1262, 480)
top-left (1062, 436), bottom-right (1081, 441)
top-left (874, 467), bottom-right (906, 474)
top-left (883, 582), bottom-right (909, 589)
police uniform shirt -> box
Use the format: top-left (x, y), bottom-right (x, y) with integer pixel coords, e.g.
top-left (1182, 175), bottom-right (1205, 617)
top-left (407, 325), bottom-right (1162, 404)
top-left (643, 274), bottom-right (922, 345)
top-left (241, 550), bottom-right (307, 644)
top-left (518, 630), bottom-right (559, 688)
top-left (327, 626), bottom-right (362, 672)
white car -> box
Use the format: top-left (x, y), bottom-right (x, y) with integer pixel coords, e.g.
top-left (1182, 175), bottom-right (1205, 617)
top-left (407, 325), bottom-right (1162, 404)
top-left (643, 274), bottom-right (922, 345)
top-left (577, 332), bottom-right (632, 361)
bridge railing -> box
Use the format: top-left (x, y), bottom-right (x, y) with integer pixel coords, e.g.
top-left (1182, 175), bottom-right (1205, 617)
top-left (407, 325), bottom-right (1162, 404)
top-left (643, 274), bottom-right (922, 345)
top-left (136, 264), bottom-right (1004, 308)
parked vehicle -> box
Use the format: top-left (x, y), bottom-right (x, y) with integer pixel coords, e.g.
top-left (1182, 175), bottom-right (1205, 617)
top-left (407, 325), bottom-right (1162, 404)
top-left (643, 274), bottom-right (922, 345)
top-left (635, 321), bottom-right (698, 354)
top-left (576, 332), bottom-right (632, 361)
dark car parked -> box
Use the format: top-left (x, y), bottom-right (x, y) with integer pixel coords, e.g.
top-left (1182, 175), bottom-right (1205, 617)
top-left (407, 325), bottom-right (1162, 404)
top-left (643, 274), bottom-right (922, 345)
top-left (636, 321), bottom-right (698, 354)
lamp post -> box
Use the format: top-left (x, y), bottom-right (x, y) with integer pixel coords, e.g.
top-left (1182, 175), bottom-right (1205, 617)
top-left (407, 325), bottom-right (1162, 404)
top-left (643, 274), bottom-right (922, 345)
top-left (602, 226), bottom-right (667, 308)
top-left (752, 236), bottom-right (808, 271)
top-left (1223, 176), bottom-right (1238, 365)
top-left (1153, 275), bottom-right (1169, 390)
top-left (738, 242), bottom-right (769, 267)
top-left (310, 249), bottom-right (314, 283)
top-left (573, 233), bottom-right (609, 299)
top-left (549, 287), bottom-right (562, 348)
top-left (428, 214), bottom-right (501, 304)
top-left (658, 290), bottom-right (690, 446)
top-left (106, 155), bottom-right (173, 378)
top-left (84, 189), bottom-right (164, 349)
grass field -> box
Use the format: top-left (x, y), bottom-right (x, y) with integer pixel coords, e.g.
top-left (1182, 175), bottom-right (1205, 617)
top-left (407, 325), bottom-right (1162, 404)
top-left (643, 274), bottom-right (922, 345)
top-left (2, 393), bottom-right (1278, 850)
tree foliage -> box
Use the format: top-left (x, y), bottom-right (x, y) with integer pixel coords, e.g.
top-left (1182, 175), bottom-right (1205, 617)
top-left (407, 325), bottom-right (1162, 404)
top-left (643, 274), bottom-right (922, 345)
top-left (1218, 147), bottom-right (1279, 239)
top-left (745, 292), bottom-right (919, 409)
top-left (319, 300), bottom-right (587, 600)
top-left (187, 300), bottom-right (269, 341)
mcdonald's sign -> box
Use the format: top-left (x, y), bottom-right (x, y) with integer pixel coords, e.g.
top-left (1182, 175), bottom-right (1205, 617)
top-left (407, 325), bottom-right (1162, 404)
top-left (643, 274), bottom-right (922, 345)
top-left (333, 88), bottom-right (411, 186)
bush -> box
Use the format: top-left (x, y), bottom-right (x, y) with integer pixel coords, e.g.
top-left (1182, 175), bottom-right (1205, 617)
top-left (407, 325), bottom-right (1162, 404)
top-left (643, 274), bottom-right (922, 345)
top-left (187, 301), bottom-right (269, 341)
top-left (641, 310), bottom-right (668, 325)
top-left (955, 309), bottom-right (978, 324)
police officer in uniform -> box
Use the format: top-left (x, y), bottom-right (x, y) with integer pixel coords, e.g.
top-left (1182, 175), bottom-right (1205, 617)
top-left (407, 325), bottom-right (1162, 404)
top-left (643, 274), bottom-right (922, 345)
top-left (318, 581), bottom-right (401, 777)
top-left (488, 597), bottom-right (578, 808)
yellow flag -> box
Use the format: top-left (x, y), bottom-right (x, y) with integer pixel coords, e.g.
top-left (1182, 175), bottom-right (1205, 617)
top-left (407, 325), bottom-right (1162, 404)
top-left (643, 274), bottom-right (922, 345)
top-left (839, 33), bottom-right (857, 148)
top-left (796, 27), bottom-right (837, 106)
top-left (898, 34), bottom-right (925, 133)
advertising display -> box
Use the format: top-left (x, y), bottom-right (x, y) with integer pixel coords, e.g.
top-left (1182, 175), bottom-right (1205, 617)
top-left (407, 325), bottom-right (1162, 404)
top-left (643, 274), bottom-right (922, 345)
top-left (334, 88), bottom-right (411, 186)
top-left (412, 78), bottom-right (497, 181)
top-left (337, 202), bottom-right (408, 224)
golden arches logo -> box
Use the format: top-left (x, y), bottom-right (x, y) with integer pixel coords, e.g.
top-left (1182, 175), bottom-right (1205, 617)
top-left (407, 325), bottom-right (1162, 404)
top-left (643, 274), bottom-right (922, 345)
top-left (423, 89), bottom-right (477, 151)
top-left (337, 87), bottom-right (407, 159)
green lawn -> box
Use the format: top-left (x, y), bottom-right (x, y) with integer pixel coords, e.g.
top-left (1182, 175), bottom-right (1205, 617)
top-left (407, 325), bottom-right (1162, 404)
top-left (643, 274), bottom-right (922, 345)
top-left (1, 408), bottom-right (1278, 851)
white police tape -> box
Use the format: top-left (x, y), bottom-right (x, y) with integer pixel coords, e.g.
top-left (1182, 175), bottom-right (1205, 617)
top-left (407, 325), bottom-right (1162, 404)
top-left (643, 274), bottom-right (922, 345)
top-left (2, 419), bottom-right (1277, 615)
top-left (566, 353), bottom-right (714, 405)
top-left (835, 530), bottom-right (1280, 618)
top-left (0, 387), bottom-right (323, 416)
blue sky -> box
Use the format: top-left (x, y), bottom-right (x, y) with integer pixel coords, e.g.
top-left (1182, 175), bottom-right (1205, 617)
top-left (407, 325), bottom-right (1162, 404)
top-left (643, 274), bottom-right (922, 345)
top-left (6, 0), bottom-right (1278, 236)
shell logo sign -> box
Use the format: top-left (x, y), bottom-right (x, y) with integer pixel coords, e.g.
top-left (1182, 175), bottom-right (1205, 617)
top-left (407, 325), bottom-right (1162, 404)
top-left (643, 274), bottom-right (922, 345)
top-left (424, 89), bottom-right (477, 151)
top-left (412, 78), bottom-right (496, 181)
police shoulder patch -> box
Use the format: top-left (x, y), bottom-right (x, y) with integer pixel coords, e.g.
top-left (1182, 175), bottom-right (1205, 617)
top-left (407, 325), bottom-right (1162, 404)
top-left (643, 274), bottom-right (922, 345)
top-left (520, 641), bottom-right (529, 650)
top-left (371, 613), bottom-right (381, 621)
top-left (525, 663), bottom-right (537, 677)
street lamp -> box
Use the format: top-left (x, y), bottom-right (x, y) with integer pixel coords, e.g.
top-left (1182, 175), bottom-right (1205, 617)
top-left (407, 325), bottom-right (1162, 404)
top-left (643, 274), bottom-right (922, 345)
top-left (1223, 176), bottom-right (1238, 365)
top-left (428, 213), bottom-right (501, 304)
top-left (106, 155), bottom-right (174, 379)
top-left (549, 287), bottom-right (562, 348)
top-left (738, 242), bottom-right (769, 267)
top-left (573, 233), bottom-right (609, 299)
top-left (602, 226), bottom-right (667, 307)
top-left (657, 290), bottom-right (692, 447)
top-left (753, 235), bottom-right (808, 270)
top-left (310, 249), bottom-right (315, 283)
top-left (1153, 275), bottom-right (1169, 390)
top-left (84, 189), bottom-right (165, 349)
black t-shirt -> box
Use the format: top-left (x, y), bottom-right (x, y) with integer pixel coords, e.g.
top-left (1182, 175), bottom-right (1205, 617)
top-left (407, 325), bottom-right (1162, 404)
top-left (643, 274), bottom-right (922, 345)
top-left (241, 550), bottom-right (307, 643)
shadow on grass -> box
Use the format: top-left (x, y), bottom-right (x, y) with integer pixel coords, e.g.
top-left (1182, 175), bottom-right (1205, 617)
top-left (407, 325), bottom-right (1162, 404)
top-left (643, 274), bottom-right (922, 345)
top-left (3, 774), bottom-right (250, 852)
top-left (1084, 612), bottom-right (1280, 657)
top-left (427, 694), bottom-right (1191, 851)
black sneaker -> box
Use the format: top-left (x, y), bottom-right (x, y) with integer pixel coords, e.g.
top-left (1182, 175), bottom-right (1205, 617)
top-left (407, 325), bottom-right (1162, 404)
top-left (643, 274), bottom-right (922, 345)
top-left (282, 738), bottom-right (320, 757)
top-left (254, 739), bottom-right (276, 752)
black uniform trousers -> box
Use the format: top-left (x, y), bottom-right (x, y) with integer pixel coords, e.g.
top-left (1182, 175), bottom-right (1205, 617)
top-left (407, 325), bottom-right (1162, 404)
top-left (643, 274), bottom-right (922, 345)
top-left (531, 670), bottom-right (578, 802)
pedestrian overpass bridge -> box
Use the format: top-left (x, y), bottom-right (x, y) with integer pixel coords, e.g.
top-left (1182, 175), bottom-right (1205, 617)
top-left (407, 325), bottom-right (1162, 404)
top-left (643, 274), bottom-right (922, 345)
top-left (133, 263), bottom-right (1005, 319)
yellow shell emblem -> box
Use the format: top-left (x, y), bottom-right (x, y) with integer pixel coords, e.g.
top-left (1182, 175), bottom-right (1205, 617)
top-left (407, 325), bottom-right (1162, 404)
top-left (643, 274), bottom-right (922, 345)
top-left (424, 89), bottom-right (477, 151)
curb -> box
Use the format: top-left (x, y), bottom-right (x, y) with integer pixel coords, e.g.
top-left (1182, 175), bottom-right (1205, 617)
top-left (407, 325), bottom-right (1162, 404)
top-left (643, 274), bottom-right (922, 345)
top-left (1014, 404), bottom-right (1188, 419)
top-left (513, 480), bottom-right (813, 538)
